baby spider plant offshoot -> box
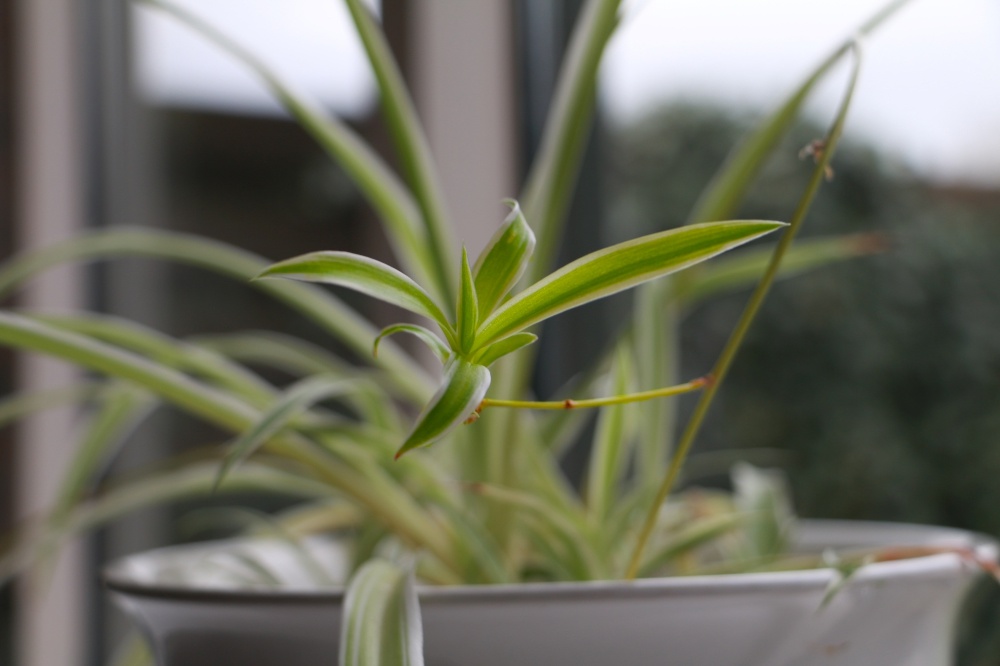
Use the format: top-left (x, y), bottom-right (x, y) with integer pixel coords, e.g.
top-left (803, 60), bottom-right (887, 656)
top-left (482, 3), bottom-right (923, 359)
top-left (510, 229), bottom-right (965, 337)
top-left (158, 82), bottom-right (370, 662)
top-left (258, 201), bottom-right (786, 459)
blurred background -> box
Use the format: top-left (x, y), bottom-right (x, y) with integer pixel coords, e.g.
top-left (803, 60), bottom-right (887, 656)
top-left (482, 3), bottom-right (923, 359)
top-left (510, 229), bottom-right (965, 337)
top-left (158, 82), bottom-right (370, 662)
top-left (2, 0), bottom-right (999, 664)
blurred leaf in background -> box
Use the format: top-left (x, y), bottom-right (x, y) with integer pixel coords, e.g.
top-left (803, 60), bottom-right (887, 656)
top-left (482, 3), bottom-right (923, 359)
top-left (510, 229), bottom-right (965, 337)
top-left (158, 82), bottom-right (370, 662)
top-left (606, 103), bottom-right (1000, 665)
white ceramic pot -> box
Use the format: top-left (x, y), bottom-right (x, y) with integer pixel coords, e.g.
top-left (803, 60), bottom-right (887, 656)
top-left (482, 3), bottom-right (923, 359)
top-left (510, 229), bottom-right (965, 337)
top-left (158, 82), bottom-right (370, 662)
top-left (106, 520), bottom-right (995, 666)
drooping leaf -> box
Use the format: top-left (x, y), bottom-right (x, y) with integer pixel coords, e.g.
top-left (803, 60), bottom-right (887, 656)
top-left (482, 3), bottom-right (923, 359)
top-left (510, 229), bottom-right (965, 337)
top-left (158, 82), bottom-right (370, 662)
top-left (52, 384), bottom-right (156, 522)
top-left (0, 312), bottom-right (454, 564)
top-left (473, 200), bottom-right (536, 318)
top-left (373, 324), bottom-right (450, 365)
top-left (0, 383), bottom-right (104, 430)
top-left (1, 461), bottom-right (337, 585)
top-left (31, 311), bottom-right (276, 407)
top-left (339, 560), bottom-right (424, 666)
top-left (472, 332), bottom-right (538, 367)
top-left (0, 311), bottom-right (260, 432)
top-left (0, 228), bottom-right (433, 401)
top-left (471, 482), bottom-right (602, 581)
top-left (193, 330), bottom-right (355, 378)
top-left (258, 251), bottom-right (453, 335)
top-left (215, 375), bottom-right (356, 489)
top-left (396, 360), bottom-right (491, 458)
top-left (476, 220), bottom-right (786, 347)
top-left (456, 248), bottom-right (479, 353)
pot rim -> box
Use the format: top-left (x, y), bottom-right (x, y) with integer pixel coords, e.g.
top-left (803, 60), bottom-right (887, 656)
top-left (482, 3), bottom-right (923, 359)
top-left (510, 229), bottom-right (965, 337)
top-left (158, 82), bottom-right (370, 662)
top-left (104, 519), bottom-right (997, 605)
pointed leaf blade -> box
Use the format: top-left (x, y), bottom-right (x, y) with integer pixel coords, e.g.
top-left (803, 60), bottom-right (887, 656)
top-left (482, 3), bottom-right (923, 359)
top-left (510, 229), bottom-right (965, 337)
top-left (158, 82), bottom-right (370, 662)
top-left (342, 0), bottom-right (457, 303)
top-left (456, 248), bottom-right (478, 353)
top-left (216, 375), bottom-right (355, 488)
top-left (258, 251), bottom-right (452, 332)
top-left (396, 360), bottom-right (490, 458)
top-left (477, 220), bottom-right (786, 346)
top-left (339, 560), bottom-right (424, 666)
top-left (473, 332), bottom-right (538, 367)
top-left (733, 463), bottom-right (795, 562)
top-left (473, 200), bottom-right (536, 318)
top-left (586, 345), bottom-right (633, 523)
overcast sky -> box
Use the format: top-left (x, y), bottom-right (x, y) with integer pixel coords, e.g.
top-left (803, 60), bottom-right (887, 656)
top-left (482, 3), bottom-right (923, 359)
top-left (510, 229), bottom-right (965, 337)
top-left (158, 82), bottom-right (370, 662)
top-left (135, 0), bottom-right (1000, 186)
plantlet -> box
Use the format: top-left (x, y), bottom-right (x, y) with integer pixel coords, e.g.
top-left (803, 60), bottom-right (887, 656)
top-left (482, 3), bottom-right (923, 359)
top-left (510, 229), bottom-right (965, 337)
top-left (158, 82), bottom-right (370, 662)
top-left (0, 1), bottom-right (920, 664)
top-left (254, 207), bottom-right (783, 459)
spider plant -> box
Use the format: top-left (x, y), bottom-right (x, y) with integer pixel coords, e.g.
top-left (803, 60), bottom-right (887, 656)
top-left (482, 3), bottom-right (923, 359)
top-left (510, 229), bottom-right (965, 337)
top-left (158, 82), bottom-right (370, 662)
top-left (0, 0), bottom-right (911, 664)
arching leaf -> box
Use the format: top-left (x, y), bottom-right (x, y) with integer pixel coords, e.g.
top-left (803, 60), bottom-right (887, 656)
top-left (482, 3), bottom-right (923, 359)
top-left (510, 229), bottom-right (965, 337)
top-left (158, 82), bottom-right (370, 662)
top-left (373, 324), bottom-right (450, 365)
top-left (396, 360), bottom-right (490, 458)
top-left (472, 332), bottom-right (538, 368)
top-left (258, 251), bottom-right (453, 335)
top-left (340, 560), bottom-right (424, 666)
top-left (476, 220), bottom-right (786, 347)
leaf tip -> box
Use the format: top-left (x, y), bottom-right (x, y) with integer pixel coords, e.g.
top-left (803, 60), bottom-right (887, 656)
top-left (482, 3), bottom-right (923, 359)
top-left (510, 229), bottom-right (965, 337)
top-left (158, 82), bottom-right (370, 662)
top-left (501, 198), bottom-right (521, 217)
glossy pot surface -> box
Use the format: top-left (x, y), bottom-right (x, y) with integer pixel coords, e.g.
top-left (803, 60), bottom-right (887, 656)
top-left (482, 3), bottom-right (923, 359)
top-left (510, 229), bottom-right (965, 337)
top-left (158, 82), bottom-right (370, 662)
top-left (106, 520), bottom-right (995, 666)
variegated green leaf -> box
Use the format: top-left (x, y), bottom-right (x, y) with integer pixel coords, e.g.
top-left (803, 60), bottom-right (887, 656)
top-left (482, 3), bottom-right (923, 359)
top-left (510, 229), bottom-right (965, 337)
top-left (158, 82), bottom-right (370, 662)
top-left (339, 560), bottom-right (424, 666)
top-left (0, 383), bottom-right (104, 430)
top-left (586, 346), bottom-right (633, 523)
top-left (216, 375), bottom-right (355, 488)
top-left (456, 248), bottom-right (478, 353)
top-left (521, 0), bottom-right (622, 279)
top-left (373, 324), bottom-right (450, 365)
top-left (0, 227), bottom-right (434, 402)
top-left (396, 360), bottom-right (491, 458)
top-left (53, 384), bottom-right (156, 522)
top-left (258, 251), bottom-right (453, 335)
top-left (473, 200), bottom-right (536, 318)
top-left (637, 513), bottom-right (744, 577)
top-left (476, 220), bottom-right (786, 347)
top-left (179, 506), bottom-right (334, 585)
top-left (137, 0), bottom-right (444, 301)
top-left (342, 0), bottom-right (456, 303)
top-left (193, 331), bottom-right (354, 378)
top-left (1, 461), bottom-right (337, 585)
top-left (31, 311), bottom-right (275, 407)
top-left (472, 332), bottom-right (538, 367)
top-left (472, 482), bottom-right (602, 580)
top-left (676, 233), bottom-right (887, 305)
top-left (732, 463), bottom-right (795, 563)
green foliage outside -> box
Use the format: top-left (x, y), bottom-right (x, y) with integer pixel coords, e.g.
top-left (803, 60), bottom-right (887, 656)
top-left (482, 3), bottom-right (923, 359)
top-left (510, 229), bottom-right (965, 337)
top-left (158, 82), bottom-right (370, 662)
top-left (606, 104), bottom-right (1000, 665)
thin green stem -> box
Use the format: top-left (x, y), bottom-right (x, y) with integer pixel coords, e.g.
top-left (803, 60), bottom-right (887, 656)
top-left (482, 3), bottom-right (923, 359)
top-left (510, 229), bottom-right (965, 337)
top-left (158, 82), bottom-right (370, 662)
top-left (479, 377), bottom-right (705, 412)
top-left (624, 43), bottom-right (863, 581)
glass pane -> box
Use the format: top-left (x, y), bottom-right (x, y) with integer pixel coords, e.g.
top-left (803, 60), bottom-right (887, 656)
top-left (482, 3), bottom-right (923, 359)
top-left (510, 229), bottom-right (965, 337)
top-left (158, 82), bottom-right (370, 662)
top-left (133, 0), bottom-right (378, 118)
